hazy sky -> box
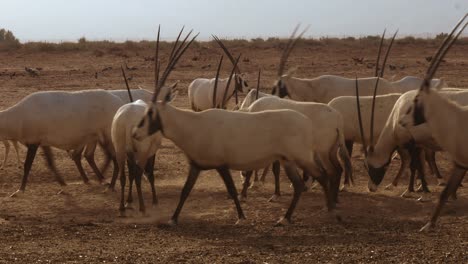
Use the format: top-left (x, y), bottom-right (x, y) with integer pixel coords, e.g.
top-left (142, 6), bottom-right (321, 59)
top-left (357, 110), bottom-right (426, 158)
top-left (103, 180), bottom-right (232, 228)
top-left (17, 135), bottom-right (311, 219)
top-left (1, 0), bottom-right (467, 42)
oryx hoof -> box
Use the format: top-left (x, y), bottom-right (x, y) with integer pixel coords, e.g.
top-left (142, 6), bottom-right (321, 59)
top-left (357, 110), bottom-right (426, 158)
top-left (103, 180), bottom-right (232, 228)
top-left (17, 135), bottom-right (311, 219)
top-left (274, 217), bottom-right (291, 227)
top-left (235, 217), bottom-right (247, 226)
top-left (162, 219), bottom-right (177, 228)
top-left (124, 202), bottom-right (134, 210)
top-left (437, 178), bottom-right (447, 186)
top-left (419, 222), bottom-right (435, 232)
top-left (9, 190), bottom-right (22, 198)
top-left (103, 186), bottom-right (116, 193)
top-left (268, 194), bottom-right (281, 203)
top-left (416, 185), bottom-right (424, 193)
top-left (57, 190), bottom-right (70, 196)
top-left (340, 185), bottom-right (349, 192)
top-left (417, 194), bottom-right (431, 203)
top-left (400, 189), bottom-right (414, 198)
top-left (384, 184), bottom-right (396, 190)
top-left (118, 210), bottom-right (127, 218)
top-left (238, 194), bottom-right (247, 203)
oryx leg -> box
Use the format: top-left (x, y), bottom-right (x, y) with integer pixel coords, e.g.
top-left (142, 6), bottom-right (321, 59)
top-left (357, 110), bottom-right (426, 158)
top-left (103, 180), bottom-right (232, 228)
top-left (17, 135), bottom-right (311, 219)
top-left (276, 162), bottom-right (305, 226)
top-left (345, 140), bottom-right (353, 158)
top-left (117, 154), bottom-right (127, 217)
top-left (424, 149), bottom-right (444, 185)
top-left (1, 140), bottom-right (10, 169)
top-left (127, 155), bottom-right (145, 214)
top-left (420, 164), bottom-right (466, 232)
top-left (240, 170), bottom-right (253, 201)
top-left (41, 146), bottom-right (66, 187)
top-left (217, 166), bottom-right (246, 223)
top-left (125, 158), bottom-right (135, 208)
top-left (144, 154), bottom-right (158, 205)
top-left (83, 141), bottom-right (106, 183)
top-left (169, 163), bottom-right (201, 226)
top-left (269, 161), bottom-right (282, 202)
top-left (259, 164), bottom-right (270, 182)
top-left (386, 148), bottom-right (411, 190)
top-left (10, 144), bottom-right (39, 196)
top-left (70, 146), bottom-right (90, 184)
top-left (12, 141), bottom-right (21, 168)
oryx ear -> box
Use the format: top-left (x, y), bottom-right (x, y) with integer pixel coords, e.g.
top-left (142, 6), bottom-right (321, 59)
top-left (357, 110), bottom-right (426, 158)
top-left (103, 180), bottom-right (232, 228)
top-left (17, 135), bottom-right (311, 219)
top-left (163, 83), bottom-right (178, 104)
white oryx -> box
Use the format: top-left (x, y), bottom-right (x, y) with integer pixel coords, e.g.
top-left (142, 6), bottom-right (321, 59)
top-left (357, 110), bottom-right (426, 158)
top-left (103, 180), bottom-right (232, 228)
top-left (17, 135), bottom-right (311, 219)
top-left (188, 36), bottom-right (249, 111)
top-left (132, 35), bottom-right (342, 227)
top-left (363, 89), bottom-right (468, 198)
top-left (111, 26), bottom-right (196, 216)
top-left (271, 28), bottom-right (445, 103)
top-left (0, 89), bottom-right (124, 196)
top-left (239, 95), bottom-right (352, 203)
top-left (398, 15), bottom-right (468, 231)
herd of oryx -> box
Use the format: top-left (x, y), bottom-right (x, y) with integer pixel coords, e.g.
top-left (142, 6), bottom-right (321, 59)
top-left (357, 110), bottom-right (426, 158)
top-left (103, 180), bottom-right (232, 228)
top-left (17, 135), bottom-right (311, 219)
top-left (1, 14), bottom-right (467, 232)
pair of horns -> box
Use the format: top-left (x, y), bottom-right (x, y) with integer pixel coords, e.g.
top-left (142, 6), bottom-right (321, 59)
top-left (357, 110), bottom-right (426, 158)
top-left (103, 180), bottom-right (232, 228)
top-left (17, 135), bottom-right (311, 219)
top-left (356, 28), bottom-right (398, 155)
top-left (212, 54), bottom-right (241, 109)
top-left (152, 25), bottom-right (199, 101)
top-left (420, 13), bottom-right (467, 93)
top-left (278, 24), bottom-right (309, 77)
top-left (212, 35), bottom-right (241, 74)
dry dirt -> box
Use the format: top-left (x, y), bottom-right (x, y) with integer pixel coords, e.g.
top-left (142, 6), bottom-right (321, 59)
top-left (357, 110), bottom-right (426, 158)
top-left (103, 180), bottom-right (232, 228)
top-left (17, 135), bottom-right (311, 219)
top-left (0, 41), bottom-right (467, 263)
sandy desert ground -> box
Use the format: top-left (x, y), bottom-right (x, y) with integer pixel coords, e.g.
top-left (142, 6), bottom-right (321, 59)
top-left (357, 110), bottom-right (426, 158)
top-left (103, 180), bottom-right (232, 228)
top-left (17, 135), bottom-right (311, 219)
top-left (0, 39), bottom-right (467, 263)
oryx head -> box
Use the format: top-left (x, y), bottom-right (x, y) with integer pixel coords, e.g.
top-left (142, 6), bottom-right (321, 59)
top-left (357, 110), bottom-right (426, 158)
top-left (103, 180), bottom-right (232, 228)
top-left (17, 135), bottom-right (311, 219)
top-left (354, 29), bottom-right (398, 192)
top-left (133, 25), bottom-right (197, 141)
top-left (234, 73), bottom-right (249, 93)
top-left (212, 35), bottom-right (249, 94)
top-left (271, 25), bottom-right (308, 98)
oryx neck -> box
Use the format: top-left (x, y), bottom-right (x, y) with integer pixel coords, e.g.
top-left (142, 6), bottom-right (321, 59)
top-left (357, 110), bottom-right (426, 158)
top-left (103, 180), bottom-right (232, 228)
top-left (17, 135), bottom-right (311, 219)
top-left (158, 104), bottom-right (198, 150)
top-left (368, 120), bottom-right (398, 168)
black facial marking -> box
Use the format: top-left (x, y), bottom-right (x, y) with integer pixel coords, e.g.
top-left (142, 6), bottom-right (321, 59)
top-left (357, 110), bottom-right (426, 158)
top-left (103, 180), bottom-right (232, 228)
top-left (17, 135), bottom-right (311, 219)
top-left (278, 81), bottom-right (289, 98)
top-left (412, 98), bottom-right (426, 126)
top-left (367, 164), bottom-right (388, 186)
top-left (148, 111), bottom-right (163, 135)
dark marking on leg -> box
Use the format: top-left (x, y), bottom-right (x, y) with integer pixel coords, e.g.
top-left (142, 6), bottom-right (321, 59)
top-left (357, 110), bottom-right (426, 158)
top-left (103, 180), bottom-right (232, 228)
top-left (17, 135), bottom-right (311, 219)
top-left (272, 161), bottom-right (281, 196)
top-left (281, 163), bottom-right (305, 223)
top-left (217, 166), bottom-right (246, 221)
top-left (144, 155), bottom-right (158, 205)
top-left (170, 163), bottom-right (201, 225)
top-left (18, 144), bottom-right (39, 192)
top-left (240, 171), bottom-right (253, 199)
top-left (41, 146), bottom-right (66, 186)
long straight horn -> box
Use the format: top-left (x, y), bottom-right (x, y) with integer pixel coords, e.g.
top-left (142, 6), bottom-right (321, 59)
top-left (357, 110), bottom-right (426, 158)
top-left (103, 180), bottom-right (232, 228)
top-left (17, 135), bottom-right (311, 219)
top-left (212, 35), bottom-right (241, 74)
top-left (168, 26), bottom-right (185, 61)
top-left (256, 69), bottom-right (261, 100)
top-left (369, 30), bottom-right (397, 149)
top-left (221, 54), bottom-right (241, 108)
top-left (151, 25), bottom-right (161, 102)
top-left (374, 29), bottom-right (386, 77)
top-left (213, 55), bottom-right (223, 108)
top-left (156, 30), bottom-right (199, 99)
top-left (277, 24), bottom-right (309, 77)
top-left (423, 15), bottom-right (467, 92)
top-left (355, 77), bottom-right (367, 157)
top-left (379, 30), bottom-right (398, 78)
top-left (121, 66), bottom-right (133, 103)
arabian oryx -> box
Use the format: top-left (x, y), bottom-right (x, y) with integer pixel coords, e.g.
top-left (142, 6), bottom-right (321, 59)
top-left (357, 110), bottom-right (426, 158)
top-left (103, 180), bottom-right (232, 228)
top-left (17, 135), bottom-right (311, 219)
top-left (399, 15), bottom-right (468, 231)
top-left (132, 36), bottom-right (342, 228)
top-left (188, 36), bottom-right (249, 111)
top-left (1, 89), bottom-right (124, 197)
top-left (271, 28), bottom-right (445, 103)
top-left (239, 95), bottom-right (352, 204)
top-left (111, 52), bottom-right (167, 215)
top-left (112, 26), bottom-right (199, 217)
